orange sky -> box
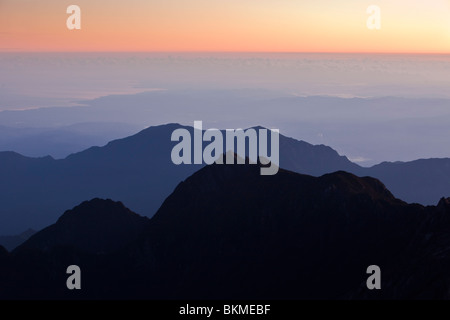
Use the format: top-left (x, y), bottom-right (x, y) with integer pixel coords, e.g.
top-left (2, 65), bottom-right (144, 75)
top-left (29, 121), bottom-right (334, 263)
top-left (1, 0), bottom-right (449, 53)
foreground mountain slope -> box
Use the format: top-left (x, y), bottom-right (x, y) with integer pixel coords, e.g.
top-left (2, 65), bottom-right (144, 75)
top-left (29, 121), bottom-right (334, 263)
top-left (0, 229), bottom-right (36, 252)
top-left (134, 163), bottom-right (450, 299)
top-left (4, 162), bottom-right (450, 299)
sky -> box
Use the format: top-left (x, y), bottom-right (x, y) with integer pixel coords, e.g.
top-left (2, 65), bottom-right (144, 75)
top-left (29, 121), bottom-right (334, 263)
top-left (1, 1), bottom-right (450, 166)
top-left (1, 0), bottom-right (450, 53)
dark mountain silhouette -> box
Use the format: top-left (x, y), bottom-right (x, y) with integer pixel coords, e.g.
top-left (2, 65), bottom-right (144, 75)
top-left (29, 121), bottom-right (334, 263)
top-left (0, 228), bottom-right (36, 252)
top-left (1, 123), bottom-right (450, 235)
top-left (16, 198), bottom-right (149, 255)
top-left (129, 162), bottom-right (450, 299)
top-left (0, 245), bottom-right (7, 257)
top-left (0, 123), bottom-right (357, 234)
top-left (3, 162), bottom-right (450, 299)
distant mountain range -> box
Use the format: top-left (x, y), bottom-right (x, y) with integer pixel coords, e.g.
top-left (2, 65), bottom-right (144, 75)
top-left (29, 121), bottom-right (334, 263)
top-left (0, 122), bottom-right (142, 159)
top-left (1, 123), bottom-right (450, 236)
top-left (2, 90), bottom-right (450, 166)
top-left (0, 124), bottom-right (202, 235)
top-left (3, 161), bottom-right (450, 299)
top-left (359, 159), bottom-right (450, 206)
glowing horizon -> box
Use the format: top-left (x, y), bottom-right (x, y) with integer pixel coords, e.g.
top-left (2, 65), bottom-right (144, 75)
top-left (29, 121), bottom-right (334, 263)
top-left (1, 0), bottom-right (449, 53)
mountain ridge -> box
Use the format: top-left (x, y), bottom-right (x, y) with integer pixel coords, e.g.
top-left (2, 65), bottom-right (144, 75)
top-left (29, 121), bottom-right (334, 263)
top-left (4, 161), bottom-right (450, 299)
top-left (0, 123), bottom-right (450, 236)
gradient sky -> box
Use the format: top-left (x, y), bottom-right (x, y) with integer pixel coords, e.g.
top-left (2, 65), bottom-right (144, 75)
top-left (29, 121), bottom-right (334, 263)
top-left (1, 0), bottom-right (449, 52)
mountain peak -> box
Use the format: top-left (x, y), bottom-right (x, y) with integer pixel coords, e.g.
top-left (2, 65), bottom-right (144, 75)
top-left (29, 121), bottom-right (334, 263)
top-left (16, 198), bottom-right (149, 254)
top-left (319, 171), bottom-right (397, 202)
top-left (56, 198), bottom-right (137, 223)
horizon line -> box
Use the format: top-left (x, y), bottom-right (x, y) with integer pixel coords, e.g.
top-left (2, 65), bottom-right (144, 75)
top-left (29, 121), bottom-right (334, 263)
top-left (1, 51), bottom-right (450, 55)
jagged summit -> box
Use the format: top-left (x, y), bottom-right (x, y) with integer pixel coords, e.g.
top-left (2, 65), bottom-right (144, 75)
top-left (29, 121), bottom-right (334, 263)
top-left (3, 162), bottom-right (450, 299)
